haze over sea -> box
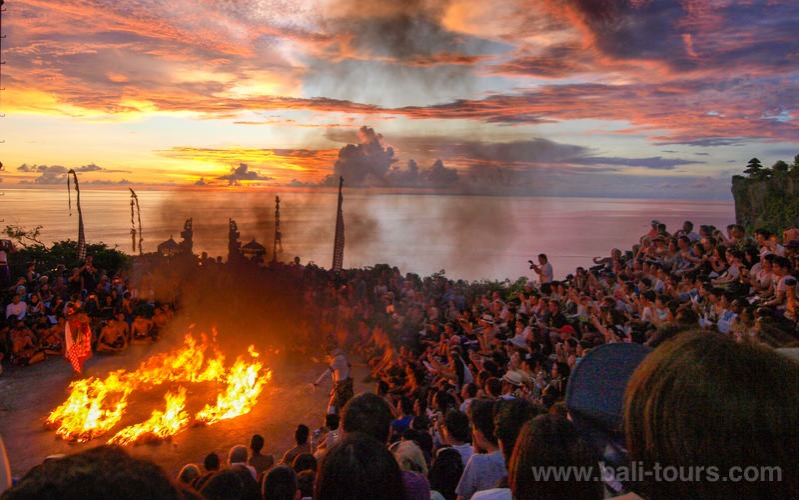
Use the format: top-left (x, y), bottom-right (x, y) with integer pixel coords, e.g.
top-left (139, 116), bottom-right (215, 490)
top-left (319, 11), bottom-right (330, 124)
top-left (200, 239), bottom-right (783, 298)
top-left (3, 188), bottom-right (734, 281)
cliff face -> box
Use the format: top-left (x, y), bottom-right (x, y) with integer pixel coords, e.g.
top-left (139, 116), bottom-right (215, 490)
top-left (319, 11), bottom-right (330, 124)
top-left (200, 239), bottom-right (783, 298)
top-left (732, 173), bottom-right (799, 231)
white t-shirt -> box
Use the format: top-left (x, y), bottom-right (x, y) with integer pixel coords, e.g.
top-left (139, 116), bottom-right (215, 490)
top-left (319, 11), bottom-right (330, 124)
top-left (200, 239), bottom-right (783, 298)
top-left (472, 488), bottom-right (511, 500)
top-left (455, 450), bottom-right (506, 500)
top-left (539, 262), bottom-right (554, 283)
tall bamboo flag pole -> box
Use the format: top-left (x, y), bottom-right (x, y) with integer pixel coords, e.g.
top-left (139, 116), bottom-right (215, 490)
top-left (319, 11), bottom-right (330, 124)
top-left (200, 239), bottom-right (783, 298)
top-left (332, 177), bottom-right (345, 271)
top-left (67, 169), bottom-right (86, 262)
top-left (129, 188), bottom-right (142, 254)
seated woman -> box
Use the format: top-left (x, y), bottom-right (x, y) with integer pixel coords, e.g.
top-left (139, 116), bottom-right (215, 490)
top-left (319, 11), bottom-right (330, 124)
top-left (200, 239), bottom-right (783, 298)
top-left (623, 331), bottom-right (799, 499)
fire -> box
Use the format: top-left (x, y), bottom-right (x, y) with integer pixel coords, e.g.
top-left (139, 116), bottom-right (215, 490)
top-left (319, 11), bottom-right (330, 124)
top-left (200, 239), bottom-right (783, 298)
top-left (46, 332), bottom-right (270, 445)
top-left (46, 370), bottom-right (132, 443)
top-left (196, 349), bottom-right (272, 425)
top-left (108, 388), bottom-right (190, 446)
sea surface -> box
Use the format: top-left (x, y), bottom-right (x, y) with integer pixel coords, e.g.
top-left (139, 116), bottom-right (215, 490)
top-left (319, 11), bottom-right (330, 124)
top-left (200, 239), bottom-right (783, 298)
top-left (1, 188), bottom-right (735, 281)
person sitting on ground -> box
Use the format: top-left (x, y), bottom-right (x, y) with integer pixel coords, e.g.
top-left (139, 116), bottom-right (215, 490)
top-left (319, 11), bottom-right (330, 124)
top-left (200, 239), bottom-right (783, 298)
top-left (247, 433), bottom-right (274, 478)
top-left (10, 319), bottom-right (45, 366)
top-left (130, 313), bottom-right (155, 344)
top-left (280, 424), bottom-right (311, 465)
top-left (41, 317), bottom-right (65, 356)
top-left (4, 294), bottom-right (26, 322)
top-left (96, 317), bottom-right (127, 353)
top-left (115, 312), bottom-right (131, 341)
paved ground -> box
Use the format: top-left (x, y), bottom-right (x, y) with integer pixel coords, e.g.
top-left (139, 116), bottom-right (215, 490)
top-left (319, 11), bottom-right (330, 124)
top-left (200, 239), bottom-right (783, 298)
top-left (0, 336), bottom-right (368, 479)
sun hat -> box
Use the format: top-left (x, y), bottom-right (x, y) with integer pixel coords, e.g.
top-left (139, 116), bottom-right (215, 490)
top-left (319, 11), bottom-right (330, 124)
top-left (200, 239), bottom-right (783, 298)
top-left (502, 370), bottom-right (525, 387)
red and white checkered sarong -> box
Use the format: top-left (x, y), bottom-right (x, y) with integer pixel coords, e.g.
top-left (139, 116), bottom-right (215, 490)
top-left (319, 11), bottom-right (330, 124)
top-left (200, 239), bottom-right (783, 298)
top-left (65, 321), bottom-right (93, 373)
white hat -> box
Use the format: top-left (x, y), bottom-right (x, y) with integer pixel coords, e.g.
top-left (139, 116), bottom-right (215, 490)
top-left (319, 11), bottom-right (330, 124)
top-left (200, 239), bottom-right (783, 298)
top-left (502, 370), bottom-right (525, 387)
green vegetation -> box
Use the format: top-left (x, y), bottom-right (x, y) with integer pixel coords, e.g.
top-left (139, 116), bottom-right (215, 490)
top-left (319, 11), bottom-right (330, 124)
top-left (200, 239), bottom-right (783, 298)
top-left (3, 224), bottom-right (130, 276)
top-left (731, 154), bottom-right (799, 234)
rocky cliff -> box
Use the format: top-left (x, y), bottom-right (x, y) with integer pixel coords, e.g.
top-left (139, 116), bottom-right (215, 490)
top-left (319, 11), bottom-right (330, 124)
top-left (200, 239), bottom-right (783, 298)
top-left (732, 169), bottom-right (799, 232)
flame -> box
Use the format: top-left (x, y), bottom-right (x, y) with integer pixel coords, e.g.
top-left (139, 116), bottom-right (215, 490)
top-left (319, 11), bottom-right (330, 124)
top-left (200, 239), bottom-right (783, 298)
top-left (196, 347), bottom-right (272, 425)
top-left (46, 370), bottom-right (132, 442)
top-left (108, 388), bottom-right (190, 446)
top-left (46, 333), bottom-right (270, 445)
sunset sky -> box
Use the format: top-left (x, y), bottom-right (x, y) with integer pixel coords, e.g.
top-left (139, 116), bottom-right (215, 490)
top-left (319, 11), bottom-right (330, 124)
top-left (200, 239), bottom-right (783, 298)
top-left (1, 0), bottom-right (798, 199)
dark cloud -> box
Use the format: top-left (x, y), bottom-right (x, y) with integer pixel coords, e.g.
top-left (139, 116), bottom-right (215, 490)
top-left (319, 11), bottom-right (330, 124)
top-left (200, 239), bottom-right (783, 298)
top-left (305, 4), bottom-right (510, 107)
top-left (555, 0), bottom-right (799, 73)
top-left (217, 163), bottom-right (273, 185)
top-left (490, 45), bottom-right (591, 78)
top-left (16, 164), bottom-right (69, 184)
top-left (324, 126), bottom-right (462, 189)
top-left (571, 156), bottom-right (704, 170)
top-left (15, 162), bottom-right (130, 184)
top-left (325, 126), bottom-right (398, 186)
top-left (656, 137), bottom-right (747, 148)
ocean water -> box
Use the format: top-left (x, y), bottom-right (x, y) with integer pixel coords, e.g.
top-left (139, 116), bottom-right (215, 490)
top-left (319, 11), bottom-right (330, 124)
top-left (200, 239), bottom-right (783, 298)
top-left (1, 188), bottom-right (735, 281)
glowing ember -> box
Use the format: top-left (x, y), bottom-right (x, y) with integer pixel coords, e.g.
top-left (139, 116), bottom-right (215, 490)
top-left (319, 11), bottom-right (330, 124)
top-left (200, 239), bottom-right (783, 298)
top-left (46, 333), bottom-right (270, 445)
top-left (108, 388), bottom-right (190, 446)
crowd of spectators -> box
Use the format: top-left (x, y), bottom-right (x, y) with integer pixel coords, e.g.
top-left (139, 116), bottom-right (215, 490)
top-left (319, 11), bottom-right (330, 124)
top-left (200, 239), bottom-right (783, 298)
top-left (0, 254), bottom-right (172, 373)
top-left (2, 218), bottom-right (799, 499)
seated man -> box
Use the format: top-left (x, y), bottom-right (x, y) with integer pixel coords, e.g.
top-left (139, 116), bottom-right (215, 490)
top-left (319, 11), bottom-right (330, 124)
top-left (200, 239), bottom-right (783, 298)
top-left (130, 314), bottom-right (155, 344)
top-left (96, 317), bottom-right (127, 353)
top-left (40, 318), bottom-right (64, 356)
top-left (115, 312), bottom-right (131, 342)
top-left (280, 424), bottom-right (311, 465)
top-left (10, 319), bottom-right (44, 365)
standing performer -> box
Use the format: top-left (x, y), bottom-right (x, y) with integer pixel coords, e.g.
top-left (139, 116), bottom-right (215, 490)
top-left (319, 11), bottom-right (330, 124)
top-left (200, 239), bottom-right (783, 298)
top-left (64, 306), bottom-right (93, 375)
top-left (313, 344), bottom-right (353, 415)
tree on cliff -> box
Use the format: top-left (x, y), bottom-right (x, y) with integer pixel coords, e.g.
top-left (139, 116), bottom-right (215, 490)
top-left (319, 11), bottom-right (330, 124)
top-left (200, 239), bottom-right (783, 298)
top-left (772, 160), bottom-right (790, 175)
top-left (743, 157), bottom-right (771, 180)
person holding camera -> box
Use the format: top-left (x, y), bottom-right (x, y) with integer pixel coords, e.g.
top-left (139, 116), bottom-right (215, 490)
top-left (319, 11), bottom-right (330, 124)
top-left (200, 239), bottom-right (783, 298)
top-left (528, 254), bottom-right (553, 284)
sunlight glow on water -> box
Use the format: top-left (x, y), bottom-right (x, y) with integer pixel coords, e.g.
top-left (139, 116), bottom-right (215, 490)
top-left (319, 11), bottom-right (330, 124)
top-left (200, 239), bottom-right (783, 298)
top-left (3, 188), bottom-right (734, 281)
